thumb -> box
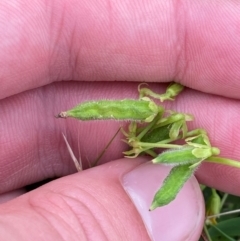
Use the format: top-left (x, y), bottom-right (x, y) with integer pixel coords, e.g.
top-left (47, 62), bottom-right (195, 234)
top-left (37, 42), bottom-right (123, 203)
top-left (0, 158), bottom-right (204, 241)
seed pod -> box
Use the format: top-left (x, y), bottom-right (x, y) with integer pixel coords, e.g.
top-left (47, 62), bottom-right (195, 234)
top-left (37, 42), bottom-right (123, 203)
top-left (206, 189), bottom-right (221, 225)
top-left (152, 146), bottom-right (219, 165)
top-left (152, 147), bottom-right (202, 165)
top-left (150, 164), bottom-right (197, 210)
top-left (58, 99), bottom-right (162, 122)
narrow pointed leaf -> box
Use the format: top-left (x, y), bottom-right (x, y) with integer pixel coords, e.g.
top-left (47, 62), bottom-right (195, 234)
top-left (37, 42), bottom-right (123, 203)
top-left (169, 120), bottom-right (183, 140)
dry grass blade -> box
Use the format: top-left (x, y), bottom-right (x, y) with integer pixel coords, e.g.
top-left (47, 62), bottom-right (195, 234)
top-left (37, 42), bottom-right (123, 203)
top-left (92, 127), bottom-right (121, 167)
top-left (62, 133), bottom-right (82, 172)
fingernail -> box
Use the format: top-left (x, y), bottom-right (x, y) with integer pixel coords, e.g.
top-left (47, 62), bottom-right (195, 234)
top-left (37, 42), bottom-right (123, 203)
top-left (122, 162), bottom-right (204, 241)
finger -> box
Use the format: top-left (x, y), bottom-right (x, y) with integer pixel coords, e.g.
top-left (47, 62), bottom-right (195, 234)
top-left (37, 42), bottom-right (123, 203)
top-left (0, 158), bottom-right (204, 241)
top-left (0, 189), bottom-right (26, 204)
top-left (1, 0), bottom-right (240, 99)
top-left (1, 81), bottom-right (240, 196)
top-left (0, 82), bottom-right (137, 193)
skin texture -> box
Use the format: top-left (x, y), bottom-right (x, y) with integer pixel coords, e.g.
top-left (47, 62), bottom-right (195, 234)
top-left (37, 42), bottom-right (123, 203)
top-left (0, 0), bottom-right (240, 240)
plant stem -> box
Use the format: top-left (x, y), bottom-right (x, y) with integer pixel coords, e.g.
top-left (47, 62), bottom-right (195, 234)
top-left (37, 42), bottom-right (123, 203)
top-left (137, 142), bottom-right (182, 149)
top-left (92, 127), bottom-right (121, 167)
top-left (144, 149), bottom-right (158, 157)
top-left (206, 156), bottom-right (240, 168)
top-left (207, 209), bottom-right (240, 219)
top-left (203, 224), bottom-right (213, 241)
top-left (62, 133), bottom-right (82, 172)
top-left (220, 193), bottom-right (228, 210)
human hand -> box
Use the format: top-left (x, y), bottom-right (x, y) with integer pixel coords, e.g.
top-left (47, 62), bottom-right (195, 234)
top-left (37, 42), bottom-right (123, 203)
top-left (1, 1), bottom-right (240, 240)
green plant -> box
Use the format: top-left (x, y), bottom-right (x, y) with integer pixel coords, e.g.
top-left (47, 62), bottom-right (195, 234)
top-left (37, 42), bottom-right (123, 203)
top-left (201, 188), bottom-right (240, 240)
top-left (57, 83), bottom-right (240, 211)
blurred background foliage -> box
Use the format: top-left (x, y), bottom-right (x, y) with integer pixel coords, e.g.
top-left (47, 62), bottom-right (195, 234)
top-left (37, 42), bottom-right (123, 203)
top-left (200, 187), bottom-right (240, 241)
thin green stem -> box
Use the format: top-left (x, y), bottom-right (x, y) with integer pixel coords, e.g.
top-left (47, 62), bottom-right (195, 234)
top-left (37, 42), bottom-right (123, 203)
top-left (206, 156), bottom-right (240, 168)
top-left (203, 224), bottom-right (213, 241)
top-left (220, 193), bottom-right (228, 210)
top-left (144, 149), bottom-right (158, 158)
top-left (207, 209), bottom-right (240, 219)
top-left (137, 142), bottom-right (182, 149)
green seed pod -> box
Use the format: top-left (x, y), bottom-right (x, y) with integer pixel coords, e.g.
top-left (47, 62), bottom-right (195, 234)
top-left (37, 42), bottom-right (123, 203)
top-left (58, 99), bottom-right (162, 122)
top-left (152, 147), bottom-right (202, 165)
top-left (152, 146), bottom-right (220, 165)
top-left (150, 164), bottom-right (196, 210)
top-left (206, 189), bottom-right (221, 225)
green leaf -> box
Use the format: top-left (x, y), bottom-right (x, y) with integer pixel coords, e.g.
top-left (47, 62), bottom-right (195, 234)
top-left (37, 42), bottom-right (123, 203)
top-left (150, 164), bottom-right (197, 210)
top-left (208, 217), bottom-right (240, 240)
top-left (141, 125), bottom-right (170, 143)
